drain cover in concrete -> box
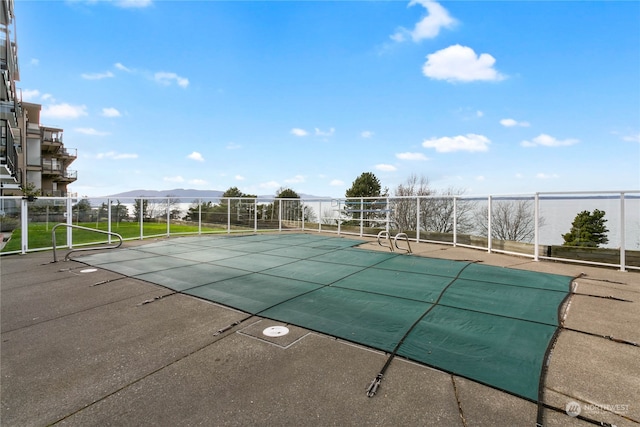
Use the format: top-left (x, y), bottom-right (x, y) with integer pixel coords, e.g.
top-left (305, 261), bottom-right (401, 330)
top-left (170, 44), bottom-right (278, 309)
top-left (263, 326), bottom-right (289, 337)
top-left (240, 321), bottom-right (308, 348)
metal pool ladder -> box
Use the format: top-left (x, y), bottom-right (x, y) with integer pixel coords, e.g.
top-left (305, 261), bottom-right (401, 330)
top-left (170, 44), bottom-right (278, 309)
top-left (377, 230), bottom-right (412, 254)
top-left (51, 223), bottom-right (123, 262)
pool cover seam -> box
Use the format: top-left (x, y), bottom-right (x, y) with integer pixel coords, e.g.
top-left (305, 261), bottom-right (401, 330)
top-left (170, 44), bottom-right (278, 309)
top-left (160, 244), bottom-right (377, 293)
top-left (248, 250), bottom-right (405, 318)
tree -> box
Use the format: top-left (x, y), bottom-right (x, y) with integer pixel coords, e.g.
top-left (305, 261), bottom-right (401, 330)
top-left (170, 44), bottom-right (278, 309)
top-left (221, 187), bottom-right (257, 224)
top-left (73, 198), bottom-right (93, 222)
top-left (392, 174), bottom-right (431, 231)
top-left (222, 187), bottom-right (245, 198)
top-left (346, 172), bottom-right (382, 199)
top-left (422, 187), bottom-right (475, 234)
top-left (268, 187), bottom-right (301, 222)
top-left (344, 172), bottom-right (386, 224)
top-left (111, 200), bottom-right (129, 224)
top-left (562, 209), bottom-right (609, 247)
top-left (133, 198), bottom-right (148, 221)
top-left (158, 194), bottom-right (181, 219)
top-left (475, 199), bottom-right (542, 242)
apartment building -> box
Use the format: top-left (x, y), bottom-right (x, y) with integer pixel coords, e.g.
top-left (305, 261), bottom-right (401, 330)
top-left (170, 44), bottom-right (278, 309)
top-left (21, 102), bottom-right (77, 196)
top-left (0, 0), bottom-right (77, 198)
top-left (0, 0), bottom-right (20, 196)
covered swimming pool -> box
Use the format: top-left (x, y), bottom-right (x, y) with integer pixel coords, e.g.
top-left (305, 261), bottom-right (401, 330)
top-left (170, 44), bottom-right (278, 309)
top-left (77, 233), bottom-right (573, 403)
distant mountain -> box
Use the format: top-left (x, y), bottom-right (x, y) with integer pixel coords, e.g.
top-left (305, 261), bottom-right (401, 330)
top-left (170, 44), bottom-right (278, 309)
top-left (100, 189), bottom-right (330, 201)
top-left (106, 189), bottom-right (225, 199)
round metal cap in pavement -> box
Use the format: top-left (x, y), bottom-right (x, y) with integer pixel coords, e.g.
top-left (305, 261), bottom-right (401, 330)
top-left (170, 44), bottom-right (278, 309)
top-left (262, 326), bottom-right (289, 337)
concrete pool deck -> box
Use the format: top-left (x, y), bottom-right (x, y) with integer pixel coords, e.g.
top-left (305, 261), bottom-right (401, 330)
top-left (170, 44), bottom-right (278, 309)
top-left (1, 233), bottom-right (638, 426)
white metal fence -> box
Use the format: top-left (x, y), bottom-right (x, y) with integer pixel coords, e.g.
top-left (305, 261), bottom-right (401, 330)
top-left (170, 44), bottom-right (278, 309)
top-left (1, 191), bottom-right (638, 271)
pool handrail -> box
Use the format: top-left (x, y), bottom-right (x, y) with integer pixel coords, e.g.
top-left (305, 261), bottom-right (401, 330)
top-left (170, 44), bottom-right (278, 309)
top-left (52, 223), bottom-right (123, 262)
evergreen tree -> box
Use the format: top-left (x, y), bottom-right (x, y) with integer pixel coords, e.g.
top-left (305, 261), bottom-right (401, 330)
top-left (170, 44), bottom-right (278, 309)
top-left (562, 209), bottom-right (609, 247)
top-left (344, 172), bottom-right (386, 223)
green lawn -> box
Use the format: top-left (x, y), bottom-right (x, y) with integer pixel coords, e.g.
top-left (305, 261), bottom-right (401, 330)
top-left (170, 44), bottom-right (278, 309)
top-left (1, 221), bottom-right (225, 253)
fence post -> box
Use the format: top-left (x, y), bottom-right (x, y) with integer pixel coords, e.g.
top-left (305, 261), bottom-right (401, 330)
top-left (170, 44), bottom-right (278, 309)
top-left (385, 197), bottom-right (390, 233)
top-left (20, 198), bottom-right (28, 254)
top-left (359, 198), bottom-right (364, 237)
top-left (453, 196), bottom-right (457, 247)
top-left (107, 199), bottom-right (112, 244)
top-left (620, 192), bottom-right (626, 272)
top-left (416, 196), bottom-right (420, 242)
top-left (487, 195), bottom-right (492, 253)
top-left (534, 193), bottom-right (540, 261)
top-left (227, 199), bottom-right (231, 234)
top-left (254, 198), bottom-right (258, 232)
top-left (198, 199), bottom-right (202, 235)
top-left (139, 199), bottom-right (144, 240)
top-left (166, 197), bottom-right (170, 237)
top-left (66, 196), bottom-right (73, 248)
top-left (337, 200), bottom-right (342, 236)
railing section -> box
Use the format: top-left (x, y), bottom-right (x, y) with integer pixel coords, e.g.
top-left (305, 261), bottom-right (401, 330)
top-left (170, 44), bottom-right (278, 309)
top-left (0, 191), bottom-right (638, 271)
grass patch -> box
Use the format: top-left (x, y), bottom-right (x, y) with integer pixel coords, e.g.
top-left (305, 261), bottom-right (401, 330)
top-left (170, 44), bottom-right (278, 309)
top-left (1, 221), bottom-right (224, 253)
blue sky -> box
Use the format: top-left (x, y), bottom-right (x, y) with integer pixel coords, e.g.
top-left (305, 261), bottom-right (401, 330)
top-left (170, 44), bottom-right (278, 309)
top-left (16, 0), bottom-right (640, 197)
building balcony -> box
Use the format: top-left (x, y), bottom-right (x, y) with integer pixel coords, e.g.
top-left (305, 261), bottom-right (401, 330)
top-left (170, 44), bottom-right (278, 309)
top-left (55, 147), bottom-right (77, 161)
top-left (41, 137), bottom-right (62, 154)
top-left (54, 169), bottom-right (77, 183)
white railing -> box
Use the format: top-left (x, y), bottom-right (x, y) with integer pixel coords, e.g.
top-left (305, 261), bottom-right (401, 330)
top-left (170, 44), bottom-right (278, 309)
top-left (0, 191), bottom-right (638, 271)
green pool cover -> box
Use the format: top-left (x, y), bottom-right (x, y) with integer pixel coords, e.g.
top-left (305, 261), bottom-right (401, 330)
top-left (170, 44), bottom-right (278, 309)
top-left (79, 233), bottom-right (572, 402)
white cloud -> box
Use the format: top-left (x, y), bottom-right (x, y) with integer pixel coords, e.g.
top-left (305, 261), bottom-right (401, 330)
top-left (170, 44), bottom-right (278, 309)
top-left (259, 181), bottom-right (280, 189)
top-left (500, 118), bottom-right (530, 127)
top-left (154, 72), bottom-right (189, 88)
top-left (114, 63), bottom-right (131, 72)
top-left (521, 134), bottom-right (579, 147)
top-left (285, 175), bottom-right (305, 183)
top-left (361, 131), bottom-right (374, 138)
top-left (102, 107), bottom-right (121, 117)
top-left (290, 128), bottom-right (309, 137)
top-left (81, 71), bottom-right (114, 80)
top-left (235, 175), bottom-right (245, 181)
top-left (75, 127), bottom-right (110, 136)
top-left (396, 152), bottom-right (428, 161)
top-left (30, 58), bottom-right (39, 66)
top-left (422, 133), bottom-right (491, 153)
top-left (422, 44), bottom-right (505, 83)
top-left (189, 179), bottom-right (207, 186)
top-left (113, 0), bottom-right (153, 8)
top-left (330, 179), bottom-right (344, 186)
top-left (622, 133), bottom-right (640, 143)
top-left (96, 151), bottom-right (138, 160)
top-left (315, 127), bottom-right (335, 137)
top-left (475, 175), bottom-right (485, 181)
top-left (21, 89), bottom-right (40, 101)
top-left (391, 0), bottom-right (457, 42)
top-left (163, 176), bottom-right (185, 183)
top-left (376, 164), bottom-right (397, 172)
top-left (536, 173), bottom-right (560, 179)
top-left (41, 103), bottom-right (88, 120)
top-left (476, 110), bottom-right (484, 118)
top-left (226, 143), bottom-right (242, 150)
top-left (187, 151), bottom-right (204, 162)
